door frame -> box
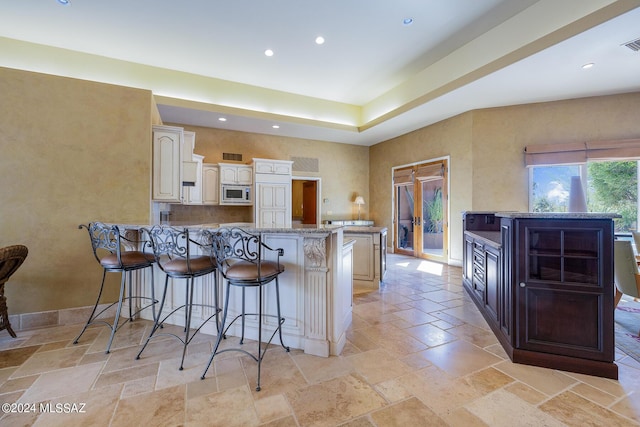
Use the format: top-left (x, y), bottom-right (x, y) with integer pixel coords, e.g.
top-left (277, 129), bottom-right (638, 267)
top-left (292, 176), bottom-right (322, 227)
top-left (391, 156), bottom-right (450, 263)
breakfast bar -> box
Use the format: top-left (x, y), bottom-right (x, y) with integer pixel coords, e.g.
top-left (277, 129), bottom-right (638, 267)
top-left (116, 223), bottom-right (352, 358)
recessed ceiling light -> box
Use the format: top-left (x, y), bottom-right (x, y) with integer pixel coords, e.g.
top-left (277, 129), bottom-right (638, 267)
top-left (582, 62), bottom-right (595, 69)
top-left (218, 117), bottom-right (227, 122)
top-left (403, 18), bottom-right (413, 26)
top-left (272, 125), bottom-right (280, 129)
top-left (57, 0), bottom-right (71, 5)
top-left (315, 36), bottom-right (325, 45)
top-left (264, 49), bottom-right (274, 57)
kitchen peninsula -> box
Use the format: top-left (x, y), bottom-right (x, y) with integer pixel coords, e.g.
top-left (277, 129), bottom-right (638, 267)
top-left (463, 211), bottom-right (619, 379)
top-left (117, 223), bottom-right (352, 358)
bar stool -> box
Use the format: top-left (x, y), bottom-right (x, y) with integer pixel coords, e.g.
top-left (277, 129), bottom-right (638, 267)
top-left (136, 226), bottom-right (220, 370)
top-left (74, 222), bottom-right (157, 353)
top-left (0, 245), bottom-right (28, 338)
top-left (200, 227), bottom-right (289, 391)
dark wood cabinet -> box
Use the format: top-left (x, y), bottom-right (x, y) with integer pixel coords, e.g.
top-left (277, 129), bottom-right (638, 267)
top-left (463, 212), bottom-right (617, 379)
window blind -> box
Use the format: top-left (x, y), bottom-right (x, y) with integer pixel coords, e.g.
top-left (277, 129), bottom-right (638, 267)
top-left (393, 168), bottom-right (413, 185)
top-left (524, 138), bottom-right (640, 166)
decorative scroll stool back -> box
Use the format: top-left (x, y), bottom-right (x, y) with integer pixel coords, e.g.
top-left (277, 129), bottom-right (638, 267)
top-left (0, 245), bottom-right (28, 338)
top-left (74, 222), bottom-right (157, 353)
top-left (200, 227), bottom-right (289, 391)
top-left (136, 226), bottom-right (220, 370)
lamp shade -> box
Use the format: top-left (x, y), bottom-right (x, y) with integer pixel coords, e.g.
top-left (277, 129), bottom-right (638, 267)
top-left (354, 196), bottom-right (365, 205)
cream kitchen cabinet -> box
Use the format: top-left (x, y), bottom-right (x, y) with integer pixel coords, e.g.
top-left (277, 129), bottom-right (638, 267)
top-left (255, 182), bottom-right (290, 227)
top-left (343, 227), bottom-right (388, 292)
top-left (183, 154), bottom-right (204, 205)
top-left (219, 163), bottom-right (253, 185)
top-left (202, 164), bottom-right (219, 205)
top-left (253, 159), bottom-right (293, 228)
top-left (152, 125), bottom-right (183, 202)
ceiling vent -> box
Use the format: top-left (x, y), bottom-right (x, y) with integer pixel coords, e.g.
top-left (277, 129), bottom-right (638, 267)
top-left (622, 37), bottom-right (640, 52)
top-left (222, 152), bottom-right (243, 162)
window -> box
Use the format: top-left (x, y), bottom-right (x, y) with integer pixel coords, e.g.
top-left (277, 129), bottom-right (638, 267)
top-left (529, 161), bottom-right (638, 232)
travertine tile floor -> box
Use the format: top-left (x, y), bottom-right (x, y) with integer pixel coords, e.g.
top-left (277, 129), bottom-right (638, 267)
top-left (1, 253), bottom-right (640, 426)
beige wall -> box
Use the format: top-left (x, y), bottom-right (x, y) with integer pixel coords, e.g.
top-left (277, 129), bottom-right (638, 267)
top-left (0, 67), bottom-right (153, 314)
top-left (370, 92), bottom-right (640, 264)
top-left (168, 124), bottom-right (370, 223)
top-left (369, 113), bottom-right (474, 264)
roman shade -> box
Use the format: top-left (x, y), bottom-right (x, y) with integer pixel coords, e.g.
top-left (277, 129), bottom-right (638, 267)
top-left (393, 167), bottom-right (414, 185)
top-left (524, 138), bottom-right (640, 166)
top-left (415, 163), bottom-right (445, 181)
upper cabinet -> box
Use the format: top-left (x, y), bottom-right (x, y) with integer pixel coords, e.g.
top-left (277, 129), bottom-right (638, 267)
top-left (183, 154), bottom-right (204, 205)
top-left (202, 164), bottom-right (219, 205)
top-left (254, 159), bottom-right (292, 175)
top-left (219, 163), bottom-right (253, 185)
top-left (152, 125), bottom-right (183, 202)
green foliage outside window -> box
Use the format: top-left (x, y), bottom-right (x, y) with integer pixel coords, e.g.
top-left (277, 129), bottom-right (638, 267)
top-left (587, 161), bottom-right (637, 231)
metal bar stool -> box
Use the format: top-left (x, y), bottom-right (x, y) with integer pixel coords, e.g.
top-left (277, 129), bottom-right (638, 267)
top-left (0, 245), bottom-right (28, 338)
top-left (74, 222), bottom-right (157, 353)
top-left (200, 227), bottom-right (289, 391)
top-left (136, 226), bottom-right (220, 370)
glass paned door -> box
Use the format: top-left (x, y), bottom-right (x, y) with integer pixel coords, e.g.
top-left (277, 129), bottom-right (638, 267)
top-left (394, 159), bottom-right (448, 262)
top-left (395, 183), bottom-right (414, 254)
top-left (420, 178), bottom-right (445, 258)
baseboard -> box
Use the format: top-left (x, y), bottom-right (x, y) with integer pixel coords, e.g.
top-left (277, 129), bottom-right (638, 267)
top-left (7, 303), bottom-right (118, 332)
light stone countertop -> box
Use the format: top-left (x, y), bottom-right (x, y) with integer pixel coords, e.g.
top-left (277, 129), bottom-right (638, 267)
top-left (343, 226), bottom-right (388, 233)
top-left (109, 222), bottom-right (343, 235)
top-left (495, 212), bottom-right (621, 219)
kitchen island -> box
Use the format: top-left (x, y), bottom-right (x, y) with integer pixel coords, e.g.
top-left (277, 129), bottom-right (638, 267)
top-left (463, 211), bottom-right (619, 379)
top-left (116, 223), bottom-right (352, 357)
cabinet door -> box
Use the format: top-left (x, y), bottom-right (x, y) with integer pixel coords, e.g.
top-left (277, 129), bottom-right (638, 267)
top-left (516, 219), bottom-right (614, 362)
top-left (237, 166), bottom-right (253, 184)
top-left (350, 235), bottom-right (375, 281)
top-left (463, 233), bottom-right (474, 284)
top-left (183, 156), bottom-right (203, 204)
top-left (202, 165), bottom-right (219, 205)
top-left (152, 127), bottom-right (182, 202)
top-left (219, 166), bottom-right (237, 184)
top-left (259, 209), bottom-right (287, 228)
top-left (485, 245), bottom-right (500, 323)
top-left (255, 183), bottom-right (291, 227)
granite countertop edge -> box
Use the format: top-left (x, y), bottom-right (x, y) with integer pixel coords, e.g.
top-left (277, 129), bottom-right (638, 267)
top-left (106, 222), bottom-right (343, 235)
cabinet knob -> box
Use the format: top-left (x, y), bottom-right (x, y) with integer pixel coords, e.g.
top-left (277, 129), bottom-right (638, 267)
top-left (519, 282), bottom-right (526, 288)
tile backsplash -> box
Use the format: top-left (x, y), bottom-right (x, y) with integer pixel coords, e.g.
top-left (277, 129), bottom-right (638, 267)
top-left (168, 204), bottom-right (253, 224)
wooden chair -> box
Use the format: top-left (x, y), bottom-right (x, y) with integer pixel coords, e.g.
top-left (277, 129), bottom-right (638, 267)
top-left (613, 240), bottom-right (640, 309)
top-left (0, 245), bottom-right (28, 337)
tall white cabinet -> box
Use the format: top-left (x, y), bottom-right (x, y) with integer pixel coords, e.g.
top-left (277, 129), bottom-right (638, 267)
top-left (202, 164), bottom-right (219, 205)
top-left (152, 125), bottom-right (183, 202)
top-left (253, 158), bottom-right (293, 228)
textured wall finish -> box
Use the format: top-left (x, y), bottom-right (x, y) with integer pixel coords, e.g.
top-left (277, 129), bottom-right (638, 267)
top-left (0, 67), bottom-right (153, 314)
top-left (169, 124), bottom-right (370, 223)
top-left (370, 92), bottom-right (640, 264)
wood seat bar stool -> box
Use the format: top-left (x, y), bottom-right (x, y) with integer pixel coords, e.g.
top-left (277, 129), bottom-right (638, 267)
top-left (74, 222), bottom-right (157, 353)
top-left (136, 226), bottom-right (220, 370)
top-left (200, 227), bottom-right (289, 391)
top-left (0, 245), bottom-right (28, 338)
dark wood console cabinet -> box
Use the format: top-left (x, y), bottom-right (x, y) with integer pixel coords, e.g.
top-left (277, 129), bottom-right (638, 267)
top-left (463, 212), bottom-right (617, 379)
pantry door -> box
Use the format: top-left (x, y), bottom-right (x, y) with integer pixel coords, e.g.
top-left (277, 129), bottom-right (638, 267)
top-left (393, 159), bottom-right (448, 262)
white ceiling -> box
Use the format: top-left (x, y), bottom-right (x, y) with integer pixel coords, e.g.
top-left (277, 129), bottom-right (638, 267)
top-left (1, 0), bottom-right (639, 146)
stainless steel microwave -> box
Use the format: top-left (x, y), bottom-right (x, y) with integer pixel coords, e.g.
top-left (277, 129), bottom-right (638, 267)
top-left (220, 184), bottom-right (252, 205)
